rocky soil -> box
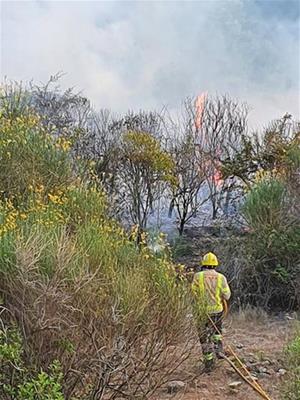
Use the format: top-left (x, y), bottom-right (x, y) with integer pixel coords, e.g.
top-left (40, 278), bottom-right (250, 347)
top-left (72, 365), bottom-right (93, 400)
top-left (151, 314), bottom-right (295, 400)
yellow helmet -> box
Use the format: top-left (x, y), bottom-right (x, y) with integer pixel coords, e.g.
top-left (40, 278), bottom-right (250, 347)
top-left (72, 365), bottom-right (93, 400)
top-left (201, 252), bottom-right (219, 267)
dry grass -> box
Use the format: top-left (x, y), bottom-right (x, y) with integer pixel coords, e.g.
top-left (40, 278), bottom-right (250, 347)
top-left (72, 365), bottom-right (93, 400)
top-left (233, 305), bottom-right (269, 324)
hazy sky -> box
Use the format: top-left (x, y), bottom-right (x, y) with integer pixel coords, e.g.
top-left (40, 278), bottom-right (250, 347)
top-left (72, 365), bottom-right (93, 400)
top-left (1, 0), bottom-right (300, 129)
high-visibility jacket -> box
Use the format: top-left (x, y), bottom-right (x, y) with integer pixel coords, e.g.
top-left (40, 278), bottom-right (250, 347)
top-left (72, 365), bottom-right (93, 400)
top-left (192, 270), bottom-right (231, 314)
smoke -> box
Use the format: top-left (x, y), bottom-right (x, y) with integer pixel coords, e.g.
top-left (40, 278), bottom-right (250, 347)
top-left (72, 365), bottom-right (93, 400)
top-left (1, 0), bottom-right (299, 128)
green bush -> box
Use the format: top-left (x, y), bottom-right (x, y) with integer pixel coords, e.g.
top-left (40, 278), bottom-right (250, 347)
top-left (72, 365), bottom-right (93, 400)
top-left (241, 178), bottom-right (300, 308)
top-left (0, 323), bottom-right (64, 400)
top-left (0, 114), bottom-right (73, 203)
top-left (0, 108), bottom-right (196, 399)
top-left (282, 331), bottom-right (300, 400)
top-left (243, 179), bottom-right (286, 231)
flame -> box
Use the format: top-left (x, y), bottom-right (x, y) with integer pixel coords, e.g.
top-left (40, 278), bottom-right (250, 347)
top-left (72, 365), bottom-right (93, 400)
top-left (194, 92), bottom-right (207, 131)
top-left (213, 169), bottom-right (223, 187)
top-left (195, 92), bottom-right (223, 187)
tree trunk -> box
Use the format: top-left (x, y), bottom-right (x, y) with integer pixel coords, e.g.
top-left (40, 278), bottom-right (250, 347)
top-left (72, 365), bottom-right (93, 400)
top-left (212, 203), bottom-right (218, 220)
top-left (178, 219), bottom-right (185, 236)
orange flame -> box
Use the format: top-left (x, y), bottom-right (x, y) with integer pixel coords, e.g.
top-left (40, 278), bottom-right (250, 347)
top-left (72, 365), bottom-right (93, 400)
top-left (213, 169), bottom-right (223, 187)
top-left (194, 92), bottom-right (207, 131)
top-left (195, 92), bottom-right (223, 187)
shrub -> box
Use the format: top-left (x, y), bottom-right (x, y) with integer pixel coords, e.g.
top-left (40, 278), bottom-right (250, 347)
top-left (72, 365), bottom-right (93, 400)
top-left (0, 222), bottom-right (193, 398)
top-left (0, 114), bottom-right (74, 203)
top-left (282, 331), bottom-right (300, 400)
top-left (0, 109), bottom-right (198, 399)
top-left (243, 179), bottom-right (286, 230)
top-left (0, 320), bottom-right (64, 400)
top-left (242, 178), bottom-right (300, 309)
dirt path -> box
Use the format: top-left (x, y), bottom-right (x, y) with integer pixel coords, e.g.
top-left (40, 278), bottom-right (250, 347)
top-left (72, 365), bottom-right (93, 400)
top-left (152, 315), bottom-right (293, 400)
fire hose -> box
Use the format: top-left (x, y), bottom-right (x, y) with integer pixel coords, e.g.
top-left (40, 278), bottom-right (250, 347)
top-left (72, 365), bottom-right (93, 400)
top-left (207, 302), bottom-right (273, 400)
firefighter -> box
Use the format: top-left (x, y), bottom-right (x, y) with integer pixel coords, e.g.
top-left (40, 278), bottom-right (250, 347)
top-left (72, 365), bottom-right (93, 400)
top-left (192, 252), bottom-right (231, 371)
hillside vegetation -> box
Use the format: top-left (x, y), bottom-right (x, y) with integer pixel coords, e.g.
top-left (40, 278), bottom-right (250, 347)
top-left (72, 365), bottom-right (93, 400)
top-left (0, 79), bottom-right (299, 399)
top-left (0, 109), bottom-right (197, 399)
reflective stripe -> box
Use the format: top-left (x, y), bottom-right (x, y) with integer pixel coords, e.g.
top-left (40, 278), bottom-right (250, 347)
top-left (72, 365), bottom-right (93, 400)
top-left (204, 352), bottom-right (214, 361)
top-left (212, 334), bottom-right (222, 343)
top-left (214, 274), bottom-right (223, 312)
top-left (199, 271), bottom-right (205, 292)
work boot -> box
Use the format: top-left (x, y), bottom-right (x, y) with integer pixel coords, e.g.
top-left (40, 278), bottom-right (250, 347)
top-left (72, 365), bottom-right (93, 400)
top-left (215, 343), bottom-right (224, 359)
top-left (203, 352), bottom-right (215, 372)
top-left (212, 334), bottom-right (223, 359)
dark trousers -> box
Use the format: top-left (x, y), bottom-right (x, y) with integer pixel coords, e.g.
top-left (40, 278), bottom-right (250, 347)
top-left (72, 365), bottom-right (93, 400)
top-left (198, 312), bottom-right (223, 363)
